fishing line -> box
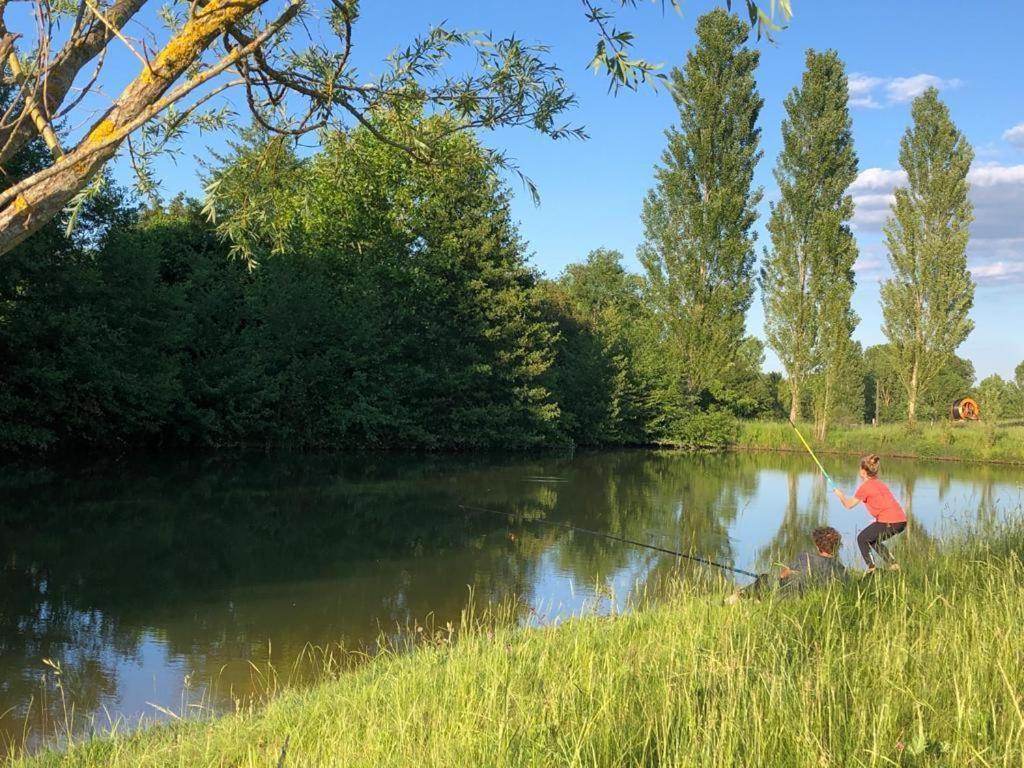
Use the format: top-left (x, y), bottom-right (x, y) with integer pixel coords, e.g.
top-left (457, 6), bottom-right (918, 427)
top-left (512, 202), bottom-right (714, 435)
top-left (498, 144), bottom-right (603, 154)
top-left (458, 504), bottom-right (759, 579)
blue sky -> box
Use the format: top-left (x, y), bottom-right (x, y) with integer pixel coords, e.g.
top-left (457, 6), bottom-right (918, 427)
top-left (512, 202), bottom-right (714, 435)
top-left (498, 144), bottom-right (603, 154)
top-left (92, 0), bottom-right (1024, 380)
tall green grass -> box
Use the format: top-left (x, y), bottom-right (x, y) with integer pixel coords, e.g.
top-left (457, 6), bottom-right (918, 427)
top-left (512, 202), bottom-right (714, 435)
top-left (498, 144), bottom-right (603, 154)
top-left (739, 420), bottom-right (1024, 464)
top-left (10, 520), bottom-right (1024, 767)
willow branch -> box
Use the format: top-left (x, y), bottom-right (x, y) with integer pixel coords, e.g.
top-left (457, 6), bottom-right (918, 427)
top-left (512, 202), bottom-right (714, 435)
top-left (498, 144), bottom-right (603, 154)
top-left (0, 0), bottom-right (299, 218)
top-left (0, 0), bottom-right (146, 166)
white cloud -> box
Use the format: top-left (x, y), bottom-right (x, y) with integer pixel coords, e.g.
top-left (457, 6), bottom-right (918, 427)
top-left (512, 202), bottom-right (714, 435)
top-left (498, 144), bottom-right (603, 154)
top-left (849, 164), bottom-right (1024, 285)
top-left (852, 193), bottom-right (898, 207)
top-left (851, 168), bottom-right (908, 192)
top-left (969, 163), bottom-right (1024, 187)
top-left (847, 73), bottom-right (960, 109)
top-left (851, 194), bottom-right (895, 230)
top-left (975, 142), bottom-right (1005, 160)
top-left (853, 257), bottom-right (883, 274)
top-left (851, 244), bottom-right (889, 285)
top-left (848, 74), bottom-right (883, 96)
top-left (969, 253), bottom-right (1024, 281)
top-left (1003, 123), bottom-right (1024, 149)
top-left (968, 246), bottom-right (1024, 287)
top-left (850, 96), bottom-right (882, 109)
top-left (968, 165), bottom-right (1024, 242)
top-left (848, 74), bottom-right (883, 108)
top-left (885, 75), bottom-right (961, 103)
top-left (850, 169), bottom-right (905, 230)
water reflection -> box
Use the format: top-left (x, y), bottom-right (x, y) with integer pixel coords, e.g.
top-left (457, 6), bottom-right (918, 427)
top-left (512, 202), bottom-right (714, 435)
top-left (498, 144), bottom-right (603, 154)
top-left (1, 450), bottom-right (1021, 753)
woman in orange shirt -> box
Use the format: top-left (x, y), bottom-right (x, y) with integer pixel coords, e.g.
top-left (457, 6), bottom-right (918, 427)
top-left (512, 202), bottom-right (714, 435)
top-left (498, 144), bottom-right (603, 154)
top-left (833, 454), bottom-right (908, 572)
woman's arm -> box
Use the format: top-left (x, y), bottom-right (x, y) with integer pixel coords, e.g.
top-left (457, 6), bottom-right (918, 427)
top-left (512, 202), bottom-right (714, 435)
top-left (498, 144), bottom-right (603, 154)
top-left (833, 488), bottom-right (860, 510)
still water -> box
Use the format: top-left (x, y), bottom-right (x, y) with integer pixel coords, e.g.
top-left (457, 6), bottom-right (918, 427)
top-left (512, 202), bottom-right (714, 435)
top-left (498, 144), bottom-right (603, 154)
top-left (2, 449), bottom-right (1022, 752)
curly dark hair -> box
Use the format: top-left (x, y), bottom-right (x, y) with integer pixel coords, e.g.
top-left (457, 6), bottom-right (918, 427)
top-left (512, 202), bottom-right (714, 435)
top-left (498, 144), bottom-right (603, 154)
top-left (812, 526), bottom-right (842, 556)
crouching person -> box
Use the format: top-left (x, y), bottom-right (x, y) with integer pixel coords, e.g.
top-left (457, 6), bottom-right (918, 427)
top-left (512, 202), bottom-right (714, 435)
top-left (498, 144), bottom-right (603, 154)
top-left (726, 526), bottom-right (847, 604)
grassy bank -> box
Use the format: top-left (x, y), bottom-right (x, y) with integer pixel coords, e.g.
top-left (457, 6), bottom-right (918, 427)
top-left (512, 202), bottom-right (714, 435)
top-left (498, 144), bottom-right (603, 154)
top-left (739, 420), bottom-right (1024, 464)
top-left (10, 520), bottom-right (1024, 767)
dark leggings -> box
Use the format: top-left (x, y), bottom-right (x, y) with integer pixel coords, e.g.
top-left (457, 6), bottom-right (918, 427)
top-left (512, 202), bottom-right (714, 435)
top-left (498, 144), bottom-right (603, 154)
top-left (857, 521), bottom-right (907, 567)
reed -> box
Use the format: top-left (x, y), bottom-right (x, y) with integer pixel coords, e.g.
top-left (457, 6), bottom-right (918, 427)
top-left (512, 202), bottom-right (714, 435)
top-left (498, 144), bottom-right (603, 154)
top-left (738, 419), bottom-right (1024, 464)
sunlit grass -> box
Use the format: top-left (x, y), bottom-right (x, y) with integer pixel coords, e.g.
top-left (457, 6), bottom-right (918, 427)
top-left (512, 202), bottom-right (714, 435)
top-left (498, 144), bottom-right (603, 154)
top-left (739, 420), bottom-right (1024, 464)
top-left (9, 519), bottom-right (1024, 767)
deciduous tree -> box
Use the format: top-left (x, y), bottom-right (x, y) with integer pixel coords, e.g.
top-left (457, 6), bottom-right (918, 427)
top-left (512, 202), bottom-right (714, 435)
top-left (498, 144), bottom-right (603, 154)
top-left (638, 8), bottom-right (762, 399)
top-left (881, 88), bottom-right (974, 425)
top-left (761, 49), bottom-right (858, 432)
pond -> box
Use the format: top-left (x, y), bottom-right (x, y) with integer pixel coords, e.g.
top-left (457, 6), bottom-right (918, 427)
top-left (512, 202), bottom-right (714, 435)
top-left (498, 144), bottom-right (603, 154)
top-left (2, 449), bottom-right (1022, 754)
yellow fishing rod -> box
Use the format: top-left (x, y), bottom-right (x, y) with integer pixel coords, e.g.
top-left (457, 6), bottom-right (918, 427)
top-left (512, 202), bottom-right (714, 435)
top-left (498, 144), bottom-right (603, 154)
top-left (788, 418), bottom-right (837, 490)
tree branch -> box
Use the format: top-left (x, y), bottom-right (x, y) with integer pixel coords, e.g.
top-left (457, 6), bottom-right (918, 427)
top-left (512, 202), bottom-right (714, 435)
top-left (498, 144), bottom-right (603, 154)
top-left (0, 0), bottom-right (146, 166)
top-left (0, 0), bottom-right (298, 254)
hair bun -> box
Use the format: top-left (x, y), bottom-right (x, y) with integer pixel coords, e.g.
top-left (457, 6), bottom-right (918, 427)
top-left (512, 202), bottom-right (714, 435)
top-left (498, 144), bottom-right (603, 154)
top-left (861, 454), bottom-right (881, 477)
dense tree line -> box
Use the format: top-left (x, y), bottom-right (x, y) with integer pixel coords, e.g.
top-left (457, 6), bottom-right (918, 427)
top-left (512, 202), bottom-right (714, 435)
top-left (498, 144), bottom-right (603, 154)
top-left (1, 120), bottom-right (565, 452)
top-left (0, 10), bottom-right (1016, 456)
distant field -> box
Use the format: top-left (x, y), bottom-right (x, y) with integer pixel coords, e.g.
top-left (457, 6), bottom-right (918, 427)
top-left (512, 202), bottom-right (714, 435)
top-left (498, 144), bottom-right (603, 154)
top-left (738, 420), bottom-right (1024, 465)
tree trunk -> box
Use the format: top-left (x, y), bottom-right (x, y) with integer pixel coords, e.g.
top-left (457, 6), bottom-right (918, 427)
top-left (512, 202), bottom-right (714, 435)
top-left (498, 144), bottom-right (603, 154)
top-left (907, 359), bottom-right (919, 425)
top-left (814, 385), bottom-right (829, 441)
top-left (788, 380), bottom-right (800, 422)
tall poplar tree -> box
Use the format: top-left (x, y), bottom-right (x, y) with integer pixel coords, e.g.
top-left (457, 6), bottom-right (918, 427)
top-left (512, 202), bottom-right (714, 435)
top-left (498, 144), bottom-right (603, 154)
top-left (638, 9), bottom-right (763, 399)
top-left (761, 49), bottom-right (859, 433)
top-left (881, 88), bottom-right (975, 425)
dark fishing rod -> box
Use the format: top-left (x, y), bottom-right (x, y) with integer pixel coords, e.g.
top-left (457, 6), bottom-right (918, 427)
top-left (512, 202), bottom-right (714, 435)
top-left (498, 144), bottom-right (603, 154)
top-left (458, 504), bottom-right (759, 579)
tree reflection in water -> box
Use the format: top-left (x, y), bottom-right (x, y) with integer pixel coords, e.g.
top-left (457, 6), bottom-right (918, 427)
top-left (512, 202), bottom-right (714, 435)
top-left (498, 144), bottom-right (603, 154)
top-left (1, 450), bottom-right (1019, 753)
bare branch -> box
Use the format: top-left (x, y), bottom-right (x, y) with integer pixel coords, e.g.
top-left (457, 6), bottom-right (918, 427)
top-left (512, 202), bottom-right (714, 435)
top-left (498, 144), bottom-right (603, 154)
top-left (81, 0), bottom-right (152, 72)
top-left (54, 46), bottom-right (107, 120)
top-left (0, 0), bottom-right (146, 166)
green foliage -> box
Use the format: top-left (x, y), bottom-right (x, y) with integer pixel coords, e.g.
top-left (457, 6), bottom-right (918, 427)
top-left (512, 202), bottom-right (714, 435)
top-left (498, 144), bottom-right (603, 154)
top-left (1, 116), bottom-right (564, 452)
top-left (638, 9), bottom-right (762, 401)
top-left (864, 344), bottom-right (975, 424)
top-left (541, 249), bottom-right (653, 446)
top-left (737, 419), bottom-right (1024, 464)
top-left (1012, 364), bottom-right (1024, 421)
top-left (810, 340), bottom-right (864, 429)
top-left (976, 374), bottom-right (1014, 424)
top-left (120, 198), bottom-right (260, 446)
top-left (0, 124), bottom-right (182, 451)
top-left (584, 1), bottom-right (791, 93)
top-left (761, 49), bottom-right (859, 433)
top-left (3, 99), bottom-right (780, 454)
top-left (881, 88), bottom-right (975, 424)
top-left (707, 338), bottom-right (785, 420)
top-left (202, 121), bottom-right (562, 449)
top-left (667, 408), bottom-right (741, 448)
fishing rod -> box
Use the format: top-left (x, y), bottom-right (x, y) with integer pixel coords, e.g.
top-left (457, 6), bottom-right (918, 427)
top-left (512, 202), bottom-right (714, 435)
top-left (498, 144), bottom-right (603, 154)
top-left (787, 418), bottom-right (837, 491)
top-left (458, 504), bottom-right (759, 579)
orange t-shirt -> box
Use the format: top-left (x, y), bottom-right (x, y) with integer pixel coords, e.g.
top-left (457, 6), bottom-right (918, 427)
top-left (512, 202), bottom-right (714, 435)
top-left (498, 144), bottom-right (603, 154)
top-left (854, 478), bottom-right (907, 524)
